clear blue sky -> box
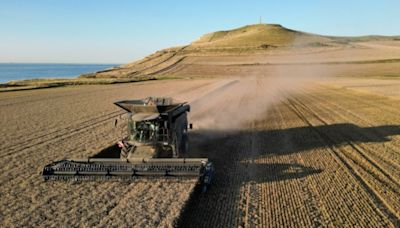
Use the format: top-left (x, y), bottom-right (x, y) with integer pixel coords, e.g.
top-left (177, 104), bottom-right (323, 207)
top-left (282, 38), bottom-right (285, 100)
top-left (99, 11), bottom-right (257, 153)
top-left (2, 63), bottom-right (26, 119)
top-left (1, 0), bottom-right (399, 64)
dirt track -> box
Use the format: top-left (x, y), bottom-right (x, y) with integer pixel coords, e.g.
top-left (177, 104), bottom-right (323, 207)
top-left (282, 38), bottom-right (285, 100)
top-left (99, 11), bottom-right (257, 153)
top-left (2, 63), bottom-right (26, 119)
top-left (1, 77), bottom-right (400, 227)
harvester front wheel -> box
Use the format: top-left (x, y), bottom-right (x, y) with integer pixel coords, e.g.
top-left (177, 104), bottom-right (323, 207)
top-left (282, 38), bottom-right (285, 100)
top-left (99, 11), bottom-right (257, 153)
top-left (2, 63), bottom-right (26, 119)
top-left (120, 145), bottom-right (134, 159)
top-left (120, 147), bottom-right (128, 159)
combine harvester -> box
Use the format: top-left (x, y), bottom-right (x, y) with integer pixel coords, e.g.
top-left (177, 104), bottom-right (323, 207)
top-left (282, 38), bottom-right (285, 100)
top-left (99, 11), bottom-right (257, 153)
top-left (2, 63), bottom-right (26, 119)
top-left (42, 97), bottom-right (213, 191)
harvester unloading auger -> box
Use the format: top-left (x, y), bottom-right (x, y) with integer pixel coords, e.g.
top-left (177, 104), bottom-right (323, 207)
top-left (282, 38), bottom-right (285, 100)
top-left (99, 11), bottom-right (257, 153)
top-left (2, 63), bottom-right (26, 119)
top-left (42, 97), bottom-right (214, 191)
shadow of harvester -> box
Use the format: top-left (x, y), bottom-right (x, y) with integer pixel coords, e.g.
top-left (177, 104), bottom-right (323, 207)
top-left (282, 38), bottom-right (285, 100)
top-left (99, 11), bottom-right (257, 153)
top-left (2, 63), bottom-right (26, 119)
top-left (176, 123), bottom-right (400, 227)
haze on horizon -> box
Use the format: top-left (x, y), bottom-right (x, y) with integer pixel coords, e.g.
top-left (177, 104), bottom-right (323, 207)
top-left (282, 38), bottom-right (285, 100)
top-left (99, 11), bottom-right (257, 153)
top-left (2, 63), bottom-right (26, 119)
top-left (1, 0), bottom-right (399, 64)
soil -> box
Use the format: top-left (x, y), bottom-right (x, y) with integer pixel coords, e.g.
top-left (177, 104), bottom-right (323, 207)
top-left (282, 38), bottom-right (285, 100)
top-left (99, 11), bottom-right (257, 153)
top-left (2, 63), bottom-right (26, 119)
top-left (1, 41), bottom-right (400, 226)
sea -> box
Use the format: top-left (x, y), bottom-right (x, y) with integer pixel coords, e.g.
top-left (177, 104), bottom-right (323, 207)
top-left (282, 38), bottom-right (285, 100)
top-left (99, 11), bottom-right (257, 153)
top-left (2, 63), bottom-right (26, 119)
top-left (0, 63), bottom-right (118, 83)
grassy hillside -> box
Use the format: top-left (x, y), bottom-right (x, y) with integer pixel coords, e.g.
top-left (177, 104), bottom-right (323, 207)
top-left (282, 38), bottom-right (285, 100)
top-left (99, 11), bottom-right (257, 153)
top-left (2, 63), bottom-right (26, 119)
top-left (84, 24), bottom-right (338, 79)
top-left (190, 24), bottom-right (333, 48)
top-left (78, 24), bottom-right (400, 79)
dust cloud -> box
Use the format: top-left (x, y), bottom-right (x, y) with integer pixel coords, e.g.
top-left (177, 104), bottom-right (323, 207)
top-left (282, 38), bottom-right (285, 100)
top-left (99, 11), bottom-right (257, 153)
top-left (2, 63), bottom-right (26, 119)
top-left (188, 63), bottom-right (335, 130)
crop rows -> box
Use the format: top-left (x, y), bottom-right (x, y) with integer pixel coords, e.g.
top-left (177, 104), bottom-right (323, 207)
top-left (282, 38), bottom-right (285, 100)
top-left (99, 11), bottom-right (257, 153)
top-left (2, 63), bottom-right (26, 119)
top-left (0, 80), bottom-right (215, 227)
top-left (288, 87), bottom-right (400, 220)
top-left (1, 79), bottom-right (399, 227)
top-left (178, 84), bottom-right (399, 227)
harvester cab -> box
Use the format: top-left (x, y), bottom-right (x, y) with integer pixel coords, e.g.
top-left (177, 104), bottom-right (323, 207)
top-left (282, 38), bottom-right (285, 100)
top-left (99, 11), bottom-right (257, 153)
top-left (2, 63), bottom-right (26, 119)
top-left (115, 97), bottom-right (190, 159)
top-left (42, 97), bottom-right (213, 191)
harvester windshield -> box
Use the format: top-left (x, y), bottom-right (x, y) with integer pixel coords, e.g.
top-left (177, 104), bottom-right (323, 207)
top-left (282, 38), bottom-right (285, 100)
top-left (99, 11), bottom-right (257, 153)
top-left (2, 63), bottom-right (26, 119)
top-left (128, 120), bottom-right (158, 143)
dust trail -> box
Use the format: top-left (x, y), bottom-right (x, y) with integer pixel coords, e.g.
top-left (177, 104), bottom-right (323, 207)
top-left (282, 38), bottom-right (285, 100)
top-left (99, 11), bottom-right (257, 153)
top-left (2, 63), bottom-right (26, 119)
top-left (188, 63), bottom-right (335, 130)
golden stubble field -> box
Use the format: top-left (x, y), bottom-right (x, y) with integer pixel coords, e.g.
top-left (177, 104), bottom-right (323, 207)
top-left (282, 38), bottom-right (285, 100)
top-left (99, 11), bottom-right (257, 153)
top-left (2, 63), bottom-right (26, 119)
top-left (1, 40), bottom-right (400, 227)
top-left (1, 75), bottom-right (400, 227)
top-left (180, 78), bottom-right (400, 227)
top-left (0, 80), bottom-right (214, 227)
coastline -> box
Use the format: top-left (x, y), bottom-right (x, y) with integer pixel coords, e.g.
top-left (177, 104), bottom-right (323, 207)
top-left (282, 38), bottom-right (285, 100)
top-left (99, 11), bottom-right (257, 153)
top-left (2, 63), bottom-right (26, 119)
top-left (0, 76), bottom-right (157, 92)
top-left (0, 63), bottom-right (120, 90)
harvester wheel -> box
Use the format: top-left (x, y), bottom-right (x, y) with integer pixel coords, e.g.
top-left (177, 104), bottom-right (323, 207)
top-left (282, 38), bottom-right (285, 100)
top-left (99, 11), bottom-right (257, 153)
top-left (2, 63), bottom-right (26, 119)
top-left (120, 147), bottom-right (128, 159)
top-left (120, 145), bottom-right (134, 159)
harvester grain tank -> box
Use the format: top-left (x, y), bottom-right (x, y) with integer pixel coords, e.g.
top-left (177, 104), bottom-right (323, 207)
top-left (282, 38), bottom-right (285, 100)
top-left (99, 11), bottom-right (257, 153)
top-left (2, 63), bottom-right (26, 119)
top-left (42, 97), bottom-right (213, 191)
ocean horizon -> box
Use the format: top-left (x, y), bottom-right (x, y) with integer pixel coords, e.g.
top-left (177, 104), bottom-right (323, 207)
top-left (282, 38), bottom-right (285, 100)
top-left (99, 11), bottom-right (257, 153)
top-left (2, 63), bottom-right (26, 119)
top-left (0, 63), bottom-right (118, 83)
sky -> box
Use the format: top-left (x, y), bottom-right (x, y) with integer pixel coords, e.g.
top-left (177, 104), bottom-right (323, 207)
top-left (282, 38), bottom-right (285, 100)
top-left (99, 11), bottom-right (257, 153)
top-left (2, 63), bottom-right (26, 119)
top-left (0, 0), bottom-right (399, 64)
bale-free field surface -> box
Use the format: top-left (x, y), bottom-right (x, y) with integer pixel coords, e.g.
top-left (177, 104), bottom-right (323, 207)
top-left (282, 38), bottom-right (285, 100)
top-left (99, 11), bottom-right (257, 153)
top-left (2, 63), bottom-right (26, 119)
top-left (1, 76), bottom-right (400, 227)
top-left (0, 79), bottom-right (217, 227)
top-left (180, 79), bottom-right (400, 227)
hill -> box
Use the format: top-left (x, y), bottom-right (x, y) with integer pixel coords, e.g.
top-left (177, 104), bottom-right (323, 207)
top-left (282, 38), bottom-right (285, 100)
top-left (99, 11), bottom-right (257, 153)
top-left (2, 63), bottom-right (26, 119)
top-left (82, 24), bottom-right (400, 79)
top-left (190, 24), bottom-right (332, 48)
